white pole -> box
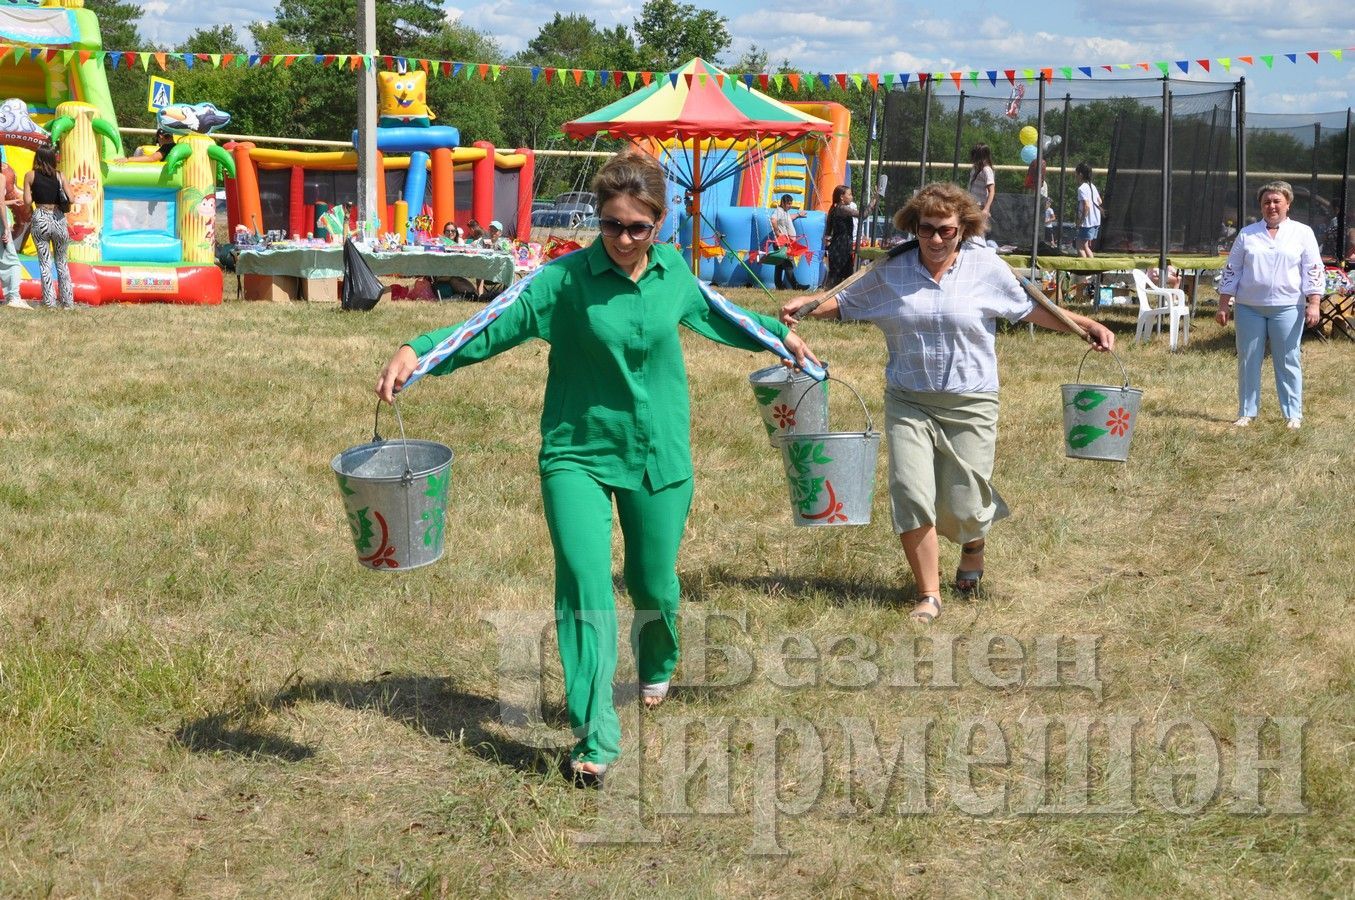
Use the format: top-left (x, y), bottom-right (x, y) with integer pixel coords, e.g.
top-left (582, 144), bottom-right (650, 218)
top-left (356, 0), bottom-right (378, 237)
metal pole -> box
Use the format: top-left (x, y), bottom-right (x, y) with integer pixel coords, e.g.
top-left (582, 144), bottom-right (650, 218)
top-left (951, 91), bottom-right (966, 181)
top-left (1031, 75), bottom-right (1046, 277)
top-left (1160, 78), bottom-right (1171, 281)
top-left (356, 0), bottom-right (378, 239)
top-left (1057, 93), bottom-right (1071, 249)
top-left (1310, 122), bottom-right (1322, 229)
top-left (1342, 107), bottom-right (1352, 258)
top-left (919, 78), bottom-right (933, 187)
top-left (1237, 77), bottom-right (1247, 234)
top-left (857, 87), bottom-right (878, 258)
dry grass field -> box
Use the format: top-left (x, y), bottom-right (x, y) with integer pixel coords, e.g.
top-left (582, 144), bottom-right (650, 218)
top-left (1, 285), bottom-right (1352, 897)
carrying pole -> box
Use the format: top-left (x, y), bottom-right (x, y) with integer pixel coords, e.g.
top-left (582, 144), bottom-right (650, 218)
top-left (356, 0), bottom-right (378, 239)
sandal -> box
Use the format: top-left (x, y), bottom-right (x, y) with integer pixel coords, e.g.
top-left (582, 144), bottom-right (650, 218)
top-left (909, 595), bottom-right (942, 624)
top-left (640, 680), bottom-right (670, 710)
top-left (560, 756), bottom-right (608, 790)
top-left (955, 540), bottom-right (985, 594)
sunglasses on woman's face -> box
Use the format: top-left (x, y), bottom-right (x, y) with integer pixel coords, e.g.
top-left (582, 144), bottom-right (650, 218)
top-left (598, 217), bottom-right (656, 240)
top-left (916, 223), bottom-right (959, 240)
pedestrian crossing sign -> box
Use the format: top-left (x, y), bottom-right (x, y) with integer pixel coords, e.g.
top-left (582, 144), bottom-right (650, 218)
top-left (148, 76), bottom-right (173, 113)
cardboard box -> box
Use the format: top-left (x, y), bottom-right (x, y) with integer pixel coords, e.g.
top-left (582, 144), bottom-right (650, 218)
top-left (242, 274), bottom-right (299, 302)
top-left (303, 277), bottom-right (340, 303)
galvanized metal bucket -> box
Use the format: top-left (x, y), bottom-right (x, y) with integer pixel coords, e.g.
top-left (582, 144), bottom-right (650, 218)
top-left (748, 363), bottom-right (828, 446)
top-left (1061, 349), bottom-right (1142, 462)
top-left (331, 401), bottom-right (454, 570)
top-left (774, 377), bottom-right (880, 526)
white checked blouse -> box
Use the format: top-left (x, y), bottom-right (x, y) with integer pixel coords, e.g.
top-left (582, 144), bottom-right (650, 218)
top-left (837, 245), bottom-right (1034, 393)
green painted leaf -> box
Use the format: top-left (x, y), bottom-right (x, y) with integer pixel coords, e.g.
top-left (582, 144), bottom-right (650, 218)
top-left (347, 506), bottom-right (374, 552)
top-left (1067, 425), bottom-right (1110, 449)
top-left (337, 474), bottom-right (355, 497)
top-left (812, 448), bottom-right (833, 465)
top-left (1069, 390), bottom-right (1108, 412)
top-left (753, 386), bottom-right (781, 406)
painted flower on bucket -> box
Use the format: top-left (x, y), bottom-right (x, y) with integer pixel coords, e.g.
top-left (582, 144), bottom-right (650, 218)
top-left (1106, 407), bottom-right (1132, 437)
top-left (772, 404), bottom-right (796, 429)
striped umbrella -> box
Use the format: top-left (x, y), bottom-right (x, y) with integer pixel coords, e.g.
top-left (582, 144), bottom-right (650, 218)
top-left (564, 58), bottom-right (832, 274)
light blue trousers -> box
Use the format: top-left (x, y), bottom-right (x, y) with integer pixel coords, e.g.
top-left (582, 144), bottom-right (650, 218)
top-left (1234, 302), bottom-right (1303, 420)
top-left (0, 236), bottom-right (22, 301)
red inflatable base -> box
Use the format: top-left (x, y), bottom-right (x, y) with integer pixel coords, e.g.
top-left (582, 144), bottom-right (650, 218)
top-left (17, 262), bottom-right (223, 305)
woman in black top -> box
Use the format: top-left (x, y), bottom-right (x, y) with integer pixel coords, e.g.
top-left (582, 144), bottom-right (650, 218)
top-left (24, 145), bottom-right (73, 309)
top-left (824, 184), bottom-right (863, 288)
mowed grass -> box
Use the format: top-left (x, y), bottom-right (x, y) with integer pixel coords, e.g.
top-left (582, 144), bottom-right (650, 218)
top-left (1, 288), bottom-right (1352, 897)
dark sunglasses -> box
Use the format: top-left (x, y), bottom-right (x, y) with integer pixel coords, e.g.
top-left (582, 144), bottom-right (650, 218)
top-left (916, 223), bottom-right (959, 240)
top-left (598, 217), bottom-right (656, 240)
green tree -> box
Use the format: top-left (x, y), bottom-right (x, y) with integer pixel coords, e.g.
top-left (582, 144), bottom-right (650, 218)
top-left (85, 0), bottom-right (149, 130)
top-left (634, 0), bottom-right (730, 69)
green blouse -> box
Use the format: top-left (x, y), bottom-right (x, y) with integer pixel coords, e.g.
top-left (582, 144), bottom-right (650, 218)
top-left (407, 239), bottom-right (791, 490)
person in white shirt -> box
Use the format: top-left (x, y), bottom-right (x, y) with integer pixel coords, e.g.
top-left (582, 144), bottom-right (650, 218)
top-left (1216, 180), bottom-right (1323, 429)
top-left (780, 182), bottom-right (1115, 625)
top-left (1075, 162), bottom-right (1102, 258)
top-left (767, 194), bottom-right (808, 289)
top-left (967, 143), bottom-right (995, 217)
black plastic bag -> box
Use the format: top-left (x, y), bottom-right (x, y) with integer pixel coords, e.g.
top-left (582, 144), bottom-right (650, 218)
top-left (341, 239), bottom-right (387, 311)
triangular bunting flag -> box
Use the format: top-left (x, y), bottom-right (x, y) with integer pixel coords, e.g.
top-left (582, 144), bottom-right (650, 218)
top-left (477, 63), bottom-right (489, 79)
top-left (452, 62), bottom-right (464, 77)
top-left (714, 73), bottom-right (725, 87)
top-left (625, 71), bottom-right (636, 87)
top-left (348, 56), bottom-right (360, 71)
top-left (1238, 55), bottom-right (1253, 65)
top-left (43, 48), bottom-right (56, 62)
top-left (949, 71), bottom-right (961, 89)
top-left (108, 51), bottom-right (122, 68)
top-left (153, 52), bottom-right (166, 70)
top-left (1060, 67), bottom-right (1072, 80)
top-left (77, 50), bottom-right (90, 65)
top-left (758, 73), bottom-right (769, 90)
top-left (571, 69), bottom-right (583, 86)
top-left (60, 49), bottom-right (75, 64)
top-left (1022, 68), bottom-right (1035, 79)
top-left (898, 72), bottom-right (910, 88)
top-left (1262, 55), bottom-right (1274, 68)
top-left (1175, 60), bottom-right (1188, 73)
top-left (1196, 59), bottom-right (1210, 72)
top-left (640, 71), bottom-right (652, 86)
top-left (786, 73), bottom-right (800, 91)
top-left (1004, 69), bottom-right (1015, 83)
top-left (598, 69), bottom-right (609, 85)
top-left (742, 73), bottom-right (753, 88)
top-left (917, 72), bottom-right (929, 85)
top-left (968, 71), bottom-right (978, 84)
top-left (418, 58), bottom-right (428, 73)
top-left (1334, 50), bottom-right (1344, 61)
top-left (986, 70), bottom-right (997, 85)
top-left (1102, 65), bottom-right (1114, 72)
top-left (284, 55), bottom-right (298, 68)
top-left (831, 73), bottom-right (845, 90)
top-left (869, 72), bottom-right (880, 90)
top-left (1137, 62), bottom-right (1151, 71)
top-left (1283, 53), bottom-right (1295, 64)
top-left (818, 73), bottom-right (831, 89)
top-left (584, 69), bottom-right (595, 87)
top-left (362, 56), bottom-right (373, 71)
top-left (544, 67), bottom-right (555, 84)
top-left (669, 72), bottom-right (679, 88)
top-left (1219, 58), bottom-right (1231, 69)
top-left (1154, 61), bottom-right (1168, 75)
top-left (139, 52), bottom-right (150, 70)
top-left (773, 73), bottom-right (785, 91)
top-left (183, 53), bottom-right (195, 69)
top-left (1078, 66), bottom-right (1092, 77)
top-left (1306, 51), bottom-right (1318, 63)
top-left (850, 73), bottom-right (864, 90)
top-left (530, 64), bottom-right (540, 83)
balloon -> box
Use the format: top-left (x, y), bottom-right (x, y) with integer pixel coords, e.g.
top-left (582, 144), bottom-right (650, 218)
top-left (1020, 144), bottom-right (1038, 164)
top-left (1019, 125), bottom-right (1038, 146)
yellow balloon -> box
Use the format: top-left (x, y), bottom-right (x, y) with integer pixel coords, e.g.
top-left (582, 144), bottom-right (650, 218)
top-left (1019, 126), bottom-right (1038, 146)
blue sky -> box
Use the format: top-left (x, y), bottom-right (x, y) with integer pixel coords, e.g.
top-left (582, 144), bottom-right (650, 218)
top-left (140, 0), bottom-right (1355, 113)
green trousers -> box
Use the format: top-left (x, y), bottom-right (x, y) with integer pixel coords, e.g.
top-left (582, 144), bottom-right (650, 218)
top-left (541, 469), bottom-right (694, 764)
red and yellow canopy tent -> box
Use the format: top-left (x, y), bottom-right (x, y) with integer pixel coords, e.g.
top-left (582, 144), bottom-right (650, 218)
top-left (564, 58), bottom-right (833, 273)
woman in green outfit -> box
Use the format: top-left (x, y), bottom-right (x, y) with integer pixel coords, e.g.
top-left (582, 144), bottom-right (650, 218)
top-left (376, 152), bottom-right (819, 788)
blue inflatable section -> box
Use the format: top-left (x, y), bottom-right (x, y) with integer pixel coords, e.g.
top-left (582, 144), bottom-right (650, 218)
top-left (352, 125), bottom-right (462, 153)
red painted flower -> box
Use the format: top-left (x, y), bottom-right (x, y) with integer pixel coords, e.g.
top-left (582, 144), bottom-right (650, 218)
top-left (772, 403), bottom-right (796, 429)
top-left (1106, 407), bottom-right (1132, 437)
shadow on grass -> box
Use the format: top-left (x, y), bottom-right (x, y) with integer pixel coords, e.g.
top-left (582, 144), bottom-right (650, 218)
top-left (176, 676), bottom-right (556, 775)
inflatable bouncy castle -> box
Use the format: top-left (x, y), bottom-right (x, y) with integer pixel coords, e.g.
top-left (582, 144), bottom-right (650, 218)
top-left (224, 69), bottom-right (535, 242)
top-left (0, 0), bottom-right (233, 304)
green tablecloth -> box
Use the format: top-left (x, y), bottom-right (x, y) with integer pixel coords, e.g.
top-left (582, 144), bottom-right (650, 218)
top-left (236, 246), bottom-right (516, 284)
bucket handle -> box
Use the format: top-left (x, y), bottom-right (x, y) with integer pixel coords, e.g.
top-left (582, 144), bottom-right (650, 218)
top-left (371, 399), bottom-right (416, 485)
top-left (791, 375), bottom-right (875, 435)
top-left (1074, 347), bottom-right (1131, 390)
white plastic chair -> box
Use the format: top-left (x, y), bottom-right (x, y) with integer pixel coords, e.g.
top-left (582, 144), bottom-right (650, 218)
top-left (1131, 269), bottom-right (1191, 350)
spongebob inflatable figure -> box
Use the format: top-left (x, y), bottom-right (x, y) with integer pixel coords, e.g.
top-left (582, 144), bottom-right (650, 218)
top-left (378, 71), bottom-right (435, 127)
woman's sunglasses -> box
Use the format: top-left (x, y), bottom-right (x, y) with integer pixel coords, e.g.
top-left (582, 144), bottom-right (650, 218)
top-left (598, 217), bottom-right (656, 240)
top-left (916, 223), bottom-right (959, 240)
